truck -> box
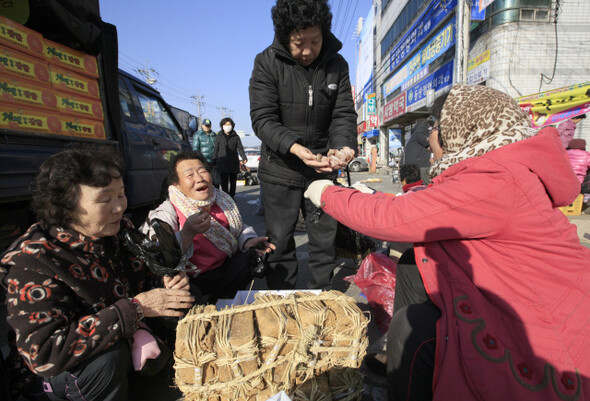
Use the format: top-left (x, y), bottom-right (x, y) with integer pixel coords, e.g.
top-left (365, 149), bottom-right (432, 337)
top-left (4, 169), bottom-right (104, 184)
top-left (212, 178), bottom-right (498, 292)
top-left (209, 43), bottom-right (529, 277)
top-left (0, 1), bottom-right (190, 249)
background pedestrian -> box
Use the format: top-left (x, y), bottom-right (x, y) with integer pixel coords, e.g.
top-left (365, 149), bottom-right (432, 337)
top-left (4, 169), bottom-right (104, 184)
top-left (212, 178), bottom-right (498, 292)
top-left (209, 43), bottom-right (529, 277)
top-left (212, 117), bottom-right (247, 198)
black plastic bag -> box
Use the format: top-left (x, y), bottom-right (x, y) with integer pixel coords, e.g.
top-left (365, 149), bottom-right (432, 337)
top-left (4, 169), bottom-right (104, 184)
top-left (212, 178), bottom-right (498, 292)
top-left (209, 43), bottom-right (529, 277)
top-left (334, 222), bottom-right (377, 262)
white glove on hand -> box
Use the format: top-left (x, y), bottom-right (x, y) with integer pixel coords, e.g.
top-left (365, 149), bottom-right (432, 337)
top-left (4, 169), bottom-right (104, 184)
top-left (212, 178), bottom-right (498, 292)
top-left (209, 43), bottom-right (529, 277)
top-left (351, 183), bottom-right (376, 194)
top-left (304, 179), bottom-right (334, 208)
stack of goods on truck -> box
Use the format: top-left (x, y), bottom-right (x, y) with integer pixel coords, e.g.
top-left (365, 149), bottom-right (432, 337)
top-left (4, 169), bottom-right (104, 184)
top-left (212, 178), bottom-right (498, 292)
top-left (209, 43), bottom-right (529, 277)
top-left (174, 290), bottom-right (369, 401)
top-left (0, 15), bottom-right (104, 139)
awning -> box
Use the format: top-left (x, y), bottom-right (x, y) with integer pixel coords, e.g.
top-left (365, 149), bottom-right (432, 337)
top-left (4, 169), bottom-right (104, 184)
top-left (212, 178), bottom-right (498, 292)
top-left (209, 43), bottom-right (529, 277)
top-left (382, 110), bottom-right (430, 127)
top-left (363, 129), bottom-right (380, 138)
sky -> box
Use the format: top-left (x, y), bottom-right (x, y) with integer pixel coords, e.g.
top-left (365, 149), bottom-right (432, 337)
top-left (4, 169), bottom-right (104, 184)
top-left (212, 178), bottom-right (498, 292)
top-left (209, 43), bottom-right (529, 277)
top-left (99, 0), bottom-right (373, 147)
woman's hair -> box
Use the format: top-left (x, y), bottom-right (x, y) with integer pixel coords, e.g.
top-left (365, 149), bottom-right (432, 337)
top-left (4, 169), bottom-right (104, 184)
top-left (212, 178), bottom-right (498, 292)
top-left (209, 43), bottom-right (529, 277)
top-left (31, 146), bottom-right (124, 227)
top-left (429, 91), bottom-right (450, 122)
top-left (220, 117), bottom-right (235, 129)
top-left (567, 138), bottom-right (586, 150)
top-left (428, 92), bottom-right (450, 147)
top-left (168, 150), bottom-right (211, 185)
top-left (400, 164), bottom-right (421, 184)
top-left (271, 0), bottom-right (332, 48)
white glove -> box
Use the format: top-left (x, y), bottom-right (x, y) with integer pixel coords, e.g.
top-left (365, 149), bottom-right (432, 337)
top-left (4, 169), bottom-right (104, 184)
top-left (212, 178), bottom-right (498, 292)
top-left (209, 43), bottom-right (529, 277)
top-left (351, 183), bottom-right (376, 194)
top-left (304, 179), bottom-right (334, 207)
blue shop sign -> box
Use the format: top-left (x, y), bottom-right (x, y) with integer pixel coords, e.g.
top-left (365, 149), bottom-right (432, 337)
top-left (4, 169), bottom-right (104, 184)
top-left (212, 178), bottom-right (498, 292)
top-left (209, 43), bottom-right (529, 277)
top-left (383, 17), bottom-right (455, 98)
top-left (389, 0), bottom-right (457, 72)
top-left (406, 59), bottom-right (454, 111)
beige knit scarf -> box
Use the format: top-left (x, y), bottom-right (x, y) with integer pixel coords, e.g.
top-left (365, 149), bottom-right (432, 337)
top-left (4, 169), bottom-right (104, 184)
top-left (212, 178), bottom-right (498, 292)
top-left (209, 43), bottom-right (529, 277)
top-left (168, 186), bottom-right (242, 257)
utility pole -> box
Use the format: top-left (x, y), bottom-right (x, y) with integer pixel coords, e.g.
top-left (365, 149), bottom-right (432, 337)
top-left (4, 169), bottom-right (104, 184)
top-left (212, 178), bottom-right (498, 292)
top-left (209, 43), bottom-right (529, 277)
top-left (217, 106), bottom-right (227, 119)
top-left (454, 0), bottom-right (471, 84)
top-left (191, 93), bottom-right (205, 123)
top-left (135, 60), bottom-right (158, 85)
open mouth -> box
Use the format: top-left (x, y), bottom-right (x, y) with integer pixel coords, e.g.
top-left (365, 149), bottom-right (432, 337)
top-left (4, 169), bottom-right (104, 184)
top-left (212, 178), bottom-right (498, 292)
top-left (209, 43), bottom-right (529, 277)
top-left (195, 184), bottom-right (209, 193)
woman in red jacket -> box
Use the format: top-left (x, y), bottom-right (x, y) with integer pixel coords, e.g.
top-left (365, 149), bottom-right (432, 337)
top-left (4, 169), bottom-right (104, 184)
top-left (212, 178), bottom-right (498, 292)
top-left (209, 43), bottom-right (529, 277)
top-left (305, 84), bottom-right (590, 401)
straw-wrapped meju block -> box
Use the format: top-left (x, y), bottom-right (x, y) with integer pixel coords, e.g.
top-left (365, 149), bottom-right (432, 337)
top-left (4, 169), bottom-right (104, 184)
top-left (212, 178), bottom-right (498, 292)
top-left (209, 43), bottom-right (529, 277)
top-left (174, 290), bottom-right (369, 401)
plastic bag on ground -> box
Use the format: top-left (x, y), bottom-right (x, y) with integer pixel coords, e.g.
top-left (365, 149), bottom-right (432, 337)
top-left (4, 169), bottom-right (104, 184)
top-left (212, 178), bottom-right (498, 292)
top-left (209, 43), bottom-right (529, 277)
top-left (344, 252), bottom-right (397, 334)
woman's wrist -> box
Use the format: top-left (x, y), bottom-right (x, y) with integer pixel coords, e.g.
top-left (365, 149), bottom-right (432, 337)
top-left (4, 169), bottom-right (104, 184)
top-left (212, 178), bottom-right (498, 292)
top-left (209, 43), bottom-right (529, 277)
top-left (128, 298), bottom-right (144, 321)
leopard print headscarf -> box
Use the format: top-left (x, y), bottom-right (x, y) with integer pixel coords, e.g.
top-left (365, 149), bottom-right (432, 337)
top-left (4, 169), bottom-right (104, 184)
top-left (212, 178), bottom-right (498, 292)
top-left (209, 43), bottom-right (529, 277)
top-left (430, 84), bottom-right (537, 177)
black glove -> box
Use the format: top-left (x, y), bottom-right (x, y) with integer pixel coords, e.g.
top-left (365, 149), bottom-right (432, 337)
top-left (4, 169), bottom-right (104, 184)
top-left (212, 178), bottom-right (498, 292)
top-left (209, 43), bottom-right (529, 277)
top-left (246, 248), bottom-right (269, 279)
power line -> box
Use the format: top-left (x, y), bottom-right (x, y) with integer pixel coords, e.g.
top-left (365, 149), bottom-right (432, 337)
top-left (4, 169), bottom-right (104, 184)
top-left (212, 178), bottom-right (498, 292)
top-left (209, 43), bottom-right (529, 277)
top-left (341, 0), bottom-right (361, 42)
top-left (332, 0), bottom-right (344, 38)
top-left (338, 0), bottom-right (354, 38)
top-left (135, 60), bottom-right (158, 85)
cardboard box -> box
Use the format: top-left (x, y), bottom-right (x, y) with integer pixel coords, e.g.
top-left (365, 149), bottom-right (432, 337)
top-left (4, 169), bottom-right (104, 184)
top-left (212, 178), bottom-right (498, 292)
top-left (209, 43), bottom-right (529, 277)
top-left (42, 38), bottom-right (98, 78)
top-left (0, 73), bottom-right (103, 120)
top-left (49, 64), bottom-right (99, 99)
top-left (0, 104), bottom-right (105, 139)
top-left (0, 16), bottom-right (44, 57)
top-left (53, 90), bottom-right (103, 120)
top-left (559, 194), bottom-right (584, 216)
top-left (0, 72), bottom-right (52, 108)
top-left (0, 44), bottom-right (50, 83)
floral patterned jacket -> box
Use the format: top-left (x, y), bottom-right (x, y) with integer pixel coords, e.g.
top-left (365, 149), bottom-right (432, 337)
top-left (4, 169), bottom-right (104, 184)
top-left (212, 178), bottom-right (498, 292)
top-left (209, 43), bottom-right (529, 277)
top-left (0, 219), bottom-right (148, 378)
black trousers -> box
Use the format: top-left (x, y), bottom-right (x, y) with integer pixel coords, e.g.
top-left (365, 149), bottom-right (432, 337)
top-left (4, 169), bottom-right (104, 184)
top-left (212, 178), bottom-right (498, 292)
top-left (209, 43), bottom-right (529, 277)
top-left (219, 173), bottom-right (237, 197)
top-left (44, 341), bottom-right (132, 401)
top-left (261, 180), bottom-right (338, 290)
top-left (386, 248), bottom-right (440, 401)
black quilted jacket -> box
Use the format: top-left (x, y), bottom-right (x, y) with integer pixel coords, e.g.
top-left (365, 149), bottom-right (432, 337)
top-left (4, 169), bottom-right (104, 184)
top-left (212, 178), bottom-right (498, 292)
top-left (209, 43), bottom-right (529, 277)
top-left (249, 32), bottom-right (357, 187)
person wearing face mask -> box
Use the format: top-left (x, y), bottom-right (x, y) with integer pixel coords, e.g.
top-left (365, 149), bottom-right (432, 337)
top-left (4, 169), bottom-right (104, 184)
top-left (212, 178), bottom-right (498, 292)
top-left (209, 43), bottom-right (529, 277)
top-left (212, 117), bottom-right (247, 198)
top-left (248, 0), bottom-right (357, 290)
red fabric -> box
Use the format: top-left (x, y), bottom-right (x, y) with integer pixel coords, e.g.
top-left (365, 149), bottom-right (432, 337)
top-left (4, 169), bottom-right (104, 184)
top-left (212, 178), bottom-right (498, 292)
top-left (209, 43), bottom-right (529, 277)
top-left (321, 128), bottom-right (590, 400)
top-left (174, 204), bottom-right (229, 273)
top-left (402, 179), bottom-right (424, 193)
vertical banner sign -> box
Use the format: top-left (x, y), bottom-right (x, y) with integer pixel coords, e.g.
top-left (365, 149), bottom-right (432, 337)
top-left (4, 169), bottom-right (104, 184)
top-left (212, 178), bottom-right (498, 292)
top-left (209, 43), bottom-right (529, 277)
top-left (367, 114), bottom-right (379, 128)
top-left (356, 9), bottom-right (374, 102)
top-left (366, 93), bottom-right (377, 115)
top-left (516, 82), bottom-right (590, 128)
top-left (467, 50), bottom-right (490, 85)
top-left (479, 0), bottom-right (495, 12)
top-left (471, 0), bottom-right (486, 20)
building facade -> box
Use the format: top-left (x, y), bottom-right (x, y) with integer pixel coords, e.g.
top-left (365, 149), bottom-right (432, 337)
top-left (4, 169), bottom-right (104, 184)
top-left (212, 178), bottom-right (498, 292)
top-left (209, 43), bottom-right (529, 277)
top-left (355, 0), bottom-right (590, 165)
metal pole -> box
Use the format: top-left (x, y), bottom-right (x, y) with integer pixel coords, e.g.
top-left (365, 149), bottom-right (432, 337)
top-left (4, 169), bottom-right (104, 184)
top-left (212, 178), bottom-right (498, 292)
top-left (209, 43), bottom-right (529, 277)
top-left (454, 0), bottom-right (471, 84)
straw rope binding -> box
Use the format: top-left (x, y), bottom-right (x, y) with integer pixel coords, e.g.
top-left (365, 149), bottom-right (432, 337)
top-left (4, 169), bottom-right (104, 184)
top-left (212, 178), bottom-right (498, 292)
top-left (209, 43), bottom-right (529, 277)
top-left (174, 290), bottom-right (369, 401)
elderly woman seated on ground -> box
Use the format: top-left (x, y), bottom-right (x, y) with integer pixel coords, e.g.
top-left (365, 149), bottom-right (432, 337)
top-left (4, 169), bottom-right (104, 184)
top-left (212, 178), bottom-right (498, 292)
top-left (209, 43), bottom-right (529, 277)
top-left (141, 150), bottom-right (275, 302)
top-left (0, 147), bottom-right (194, 401)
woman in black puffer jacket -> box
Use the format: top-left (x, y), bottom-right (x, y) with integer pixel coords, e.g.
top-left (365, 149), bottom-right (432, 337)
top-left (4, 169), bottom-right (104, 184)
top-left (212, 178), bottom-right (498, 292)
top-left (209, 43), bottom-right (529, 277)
top-left (212, 117), bottom-right (247, 197)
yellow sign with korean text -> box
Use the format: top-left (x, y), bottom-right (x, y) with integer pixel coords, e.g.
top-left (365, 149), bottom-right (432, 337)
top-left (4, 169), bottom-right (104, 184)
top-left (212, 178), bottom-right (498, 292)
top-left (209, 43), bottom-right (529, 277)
top-left (516, 82), bottom-right (590, 128)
